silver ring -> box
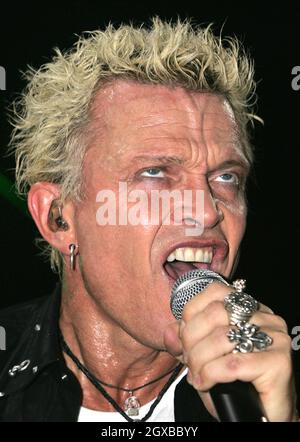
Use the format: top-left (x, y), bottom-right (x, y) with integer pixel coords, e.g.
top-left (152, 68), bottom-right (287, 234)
top-left (227, 321), bottom-right (273, 353)
top-left (224, 279), bottom-right (259, 325)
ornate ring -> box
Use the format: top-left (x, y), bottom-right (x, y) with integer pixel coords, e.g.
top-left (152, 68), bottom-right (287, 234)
top-left (224, 279), bottom-right (259, 325)
top-left (227, 321), bottom-right (273, 353)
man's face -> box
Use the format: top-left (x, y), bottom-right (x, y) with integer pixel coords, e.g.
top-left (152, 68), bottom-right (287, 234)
top-left (74, 81), bottom-right (249, 349)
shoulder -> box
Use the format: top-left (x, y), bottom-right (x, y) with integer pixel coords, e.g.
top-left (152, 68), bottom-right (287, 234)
top-left (0, 295), bottom-right (49, 347)
top-left (0, 295), bottom-right (48, 325)
top-left (0, 295), bottom-right (50, 361)
top-left (0, 287), bottom-right (61, 401)
top-left (0, 286), bottom-right (60, 374)
top-left (0, 282), bottom-right (61, 333)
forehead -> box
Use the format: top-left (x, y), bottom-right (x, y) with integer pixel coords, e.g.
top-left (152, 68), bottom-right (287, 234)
top-left (87, 80), bottom-right (244, 165)
top-left (90, 80), bottom-right (236, 126)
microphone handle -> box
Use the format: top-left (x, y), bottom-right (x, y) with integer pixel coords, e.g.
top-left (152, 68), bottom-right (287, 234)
top-left (210, 381), bottom-right (266, 422)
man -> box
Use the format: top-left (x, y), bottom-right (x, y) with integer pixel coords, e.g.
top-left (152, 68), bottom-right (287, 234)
top-left (0, 18), bottom-right (298, 421)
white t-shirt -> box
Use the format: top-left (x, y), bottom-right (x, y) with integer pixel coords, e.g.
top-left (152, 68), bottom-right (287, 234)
top-left (78, 368), bottom-right (188, 422)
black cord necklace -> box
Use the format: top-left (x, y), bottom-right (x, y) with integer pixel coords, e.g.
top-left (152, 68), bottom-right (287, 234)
top-left (60, 332), bottom-right (183, 422)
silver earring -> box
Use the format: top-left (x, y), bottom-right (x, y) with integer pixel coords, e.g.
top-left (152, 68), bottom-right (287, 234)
top-left (69, 244), bottom-right (78, 271)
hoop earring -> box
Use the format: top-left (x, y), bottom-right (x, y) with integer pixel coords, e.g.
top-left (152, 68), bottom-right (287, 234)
top-left (69, 244), bottom-right (78, 271)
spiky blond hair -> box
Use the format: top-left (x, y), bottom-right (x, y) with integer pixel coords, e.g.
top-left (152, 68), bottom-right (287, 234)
top-left (9, 17), bottom-right (260, 273)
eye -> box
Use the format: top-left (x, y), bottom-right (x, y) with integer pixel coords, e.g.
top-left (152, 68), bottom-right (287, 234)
top-left (139, 168), bottom-right (165, 178)
top-left (214, 173), bottom-right (239, 184)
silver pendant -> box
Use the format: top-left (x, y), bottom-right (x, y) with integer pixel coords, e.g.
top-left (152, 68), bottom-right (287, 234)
top-left (124, 392), bottom-right (141, 417)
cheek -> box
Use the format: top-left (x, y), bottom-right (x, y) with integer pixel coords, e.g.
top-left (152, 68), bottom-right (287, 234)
top-left (216, 196), bottom-right (247, 218)
top-left (220, 201), bottom-right (247, 248)
top-left (75, 201), bottom-right (156, 272)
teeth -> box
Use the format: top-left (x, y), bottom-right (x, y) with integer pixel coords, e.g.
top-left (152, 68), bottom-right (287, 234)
top-left (166, 247), bottom-right (213, 263)
top-left (175, 248), bottom-right (184, 261)
top-left (195, 249), bottom-right (204, 262)
top-left (204, 250), bottom-right (210, 263)
top-left (184, 248), bottom-right (194, 261)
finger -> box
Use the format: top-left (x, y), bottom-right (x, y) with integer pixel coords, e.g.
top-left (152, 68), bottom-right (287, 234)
top-left (184, 325), bottom-right (235, 375)
top-left (181, 302), bottom-right (285, 354)
top-left (186, 326), bottom-right (290, 384)
top-left (183, 327), bottom-right (290, 384)
top-left (249, 312), bottom-right (288, 333)
top-left (182, 281), bottom-right (271, 322)
top-left (182, 282), bottom-right (230, 321)
top-left (258, 302), bottom-right (274, 315)
top-left (188, 331), bottom-right (293, 392)
top-left (181, 300), bottom-right (228, 350)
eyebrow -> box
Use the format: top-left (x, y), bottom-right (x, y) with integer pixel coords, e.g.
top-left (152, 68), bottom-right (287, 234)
top-left (210, 159), bottom-right (250, 173)
top-left (132, 155), bottom-right (249, 171)
top-left (133, 155), bottom-right (185, 165)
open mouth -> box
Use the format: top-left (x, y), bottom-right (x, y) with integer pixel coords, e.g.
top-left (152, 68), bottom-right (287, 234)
top-left (163, 247), bottom-right (213, 282)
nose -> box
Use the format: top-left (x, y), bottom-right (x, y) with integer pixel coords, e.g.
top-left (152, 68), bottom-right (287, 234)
top-left (181, 181), bottom-right (223, 234)
top-left (203, 188), bottom-right (224, 229)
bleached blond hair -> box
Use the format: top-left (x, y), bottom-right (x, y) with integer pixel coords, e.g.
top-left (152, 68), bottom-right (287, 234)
top-left (9, 17), bottom-right (260, 273)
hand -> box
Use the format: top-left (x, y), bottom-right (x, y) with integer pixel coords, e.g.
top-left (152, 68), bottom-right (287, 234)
top-left (164, 282), bottom-right (298, 422)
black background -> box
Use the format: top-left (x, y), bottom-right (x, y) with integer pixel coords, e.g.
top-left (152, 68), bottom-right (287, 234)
top-left (0, 1), bottom-right (299, 367)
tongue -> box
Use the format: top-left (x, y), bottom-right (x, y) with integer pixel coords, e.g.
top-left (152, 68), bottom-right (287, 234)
top-left (164, 261), bottom-right (198, 280)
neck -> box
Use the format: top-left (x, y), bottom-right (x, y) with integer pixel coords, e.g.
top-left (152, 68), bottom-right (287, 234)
top-left (59, 276), bottom-right (180, 412)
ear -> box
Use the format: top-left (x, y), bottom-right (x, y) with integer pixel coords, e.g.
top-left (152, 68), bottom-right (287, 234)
top-left (27, 182), bottom-right (77, 256)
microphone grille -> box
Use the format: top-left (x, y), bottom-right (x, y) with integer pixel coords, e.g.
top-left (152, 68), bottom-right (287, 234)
top-left (170, 269), bottom-right (228, 320)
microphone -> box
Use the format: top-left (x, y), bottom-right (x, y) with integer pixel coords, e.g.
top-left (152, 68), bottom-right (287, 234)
top-left (170, 268), bottom-right (267, 422)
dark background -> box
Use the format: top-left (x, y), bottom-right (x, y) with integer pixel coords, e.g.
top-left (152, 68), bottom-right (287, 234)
top-left (0, 1), bottom-right (299, 366)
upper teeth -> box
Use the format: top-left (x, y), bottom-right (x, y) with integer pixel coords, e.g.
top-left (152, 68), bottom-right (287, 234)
top-left (166, 247), bottom-right (213, 263)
